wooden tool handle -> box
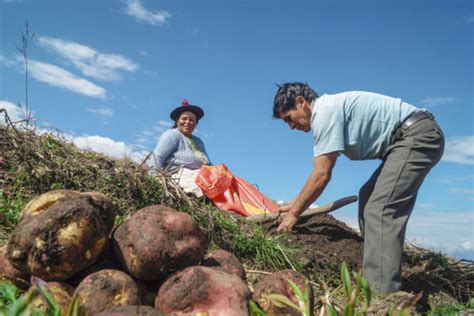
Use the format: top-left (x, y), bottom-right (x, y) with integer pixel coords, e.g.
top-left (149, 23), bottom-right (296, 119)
top-left (247, 195), bottom-right (358, 224)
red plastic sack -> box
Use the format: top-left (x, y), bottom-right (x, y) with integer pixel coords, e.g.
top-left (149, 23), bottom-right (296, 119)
top-left (196, 164), bottom-right (279, 217)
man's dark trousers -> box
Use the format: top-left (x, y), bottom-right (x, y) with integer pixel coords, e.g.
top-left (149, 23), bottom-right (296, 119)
top-left (358, 114), bottom-right (445, 294)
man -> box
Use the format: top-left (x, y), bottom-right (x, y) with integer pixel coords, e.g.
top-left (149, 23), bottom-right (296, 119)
top-left (273, 82), bottom-right (444, 294)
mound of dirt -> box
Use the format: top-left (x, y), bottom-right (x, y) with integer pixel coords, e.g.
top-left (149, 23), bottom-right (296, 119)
top-left (269, 213), bottom-right (473, 311)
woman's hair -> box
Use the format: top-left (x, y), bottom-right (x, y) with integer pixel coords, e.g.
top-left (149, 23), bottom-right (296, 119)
top-left (273, 82), bottom-right (319, 118)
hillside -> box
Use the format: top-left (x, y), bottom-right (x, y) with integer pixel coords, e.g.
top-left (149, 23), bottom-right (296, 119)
top-left (0, 123), bottom-right (473, 314)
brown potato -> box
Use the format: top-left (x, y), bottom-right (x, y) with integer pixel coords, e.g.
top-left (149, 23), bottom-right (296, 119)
top-left (7, 190), bottom-right (115, 281)
top-left (155, 266), bottom-right (250, 315)
top-left (74, 269), bottom-right (140, 315)
top-left (112, 205), bottom-right (208, 281)
top-left (0, 244), bottom-right (29, 289)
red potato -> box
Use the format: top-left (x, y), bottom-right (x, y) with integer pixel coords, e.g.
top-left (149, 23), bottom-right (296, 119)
top-left (6, 190), bottom-right (115, 281)
top-left (155, 266), bottom-right (250, 316)
top-left (253, 270), bottom-right (314, 316)
top-left (74, 269), bottom-right (140, 315)
top-left (112, 205), bottom-right (208, 281)
top-left (202, 249), bottom-right (246, 280)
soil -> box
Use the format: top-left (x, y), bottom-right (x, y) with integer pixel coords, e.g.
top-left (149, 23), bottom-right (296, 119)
top-left (268, 214), bottom-right (363, 282)
top-left (267, 213), bottom-right (473, 312)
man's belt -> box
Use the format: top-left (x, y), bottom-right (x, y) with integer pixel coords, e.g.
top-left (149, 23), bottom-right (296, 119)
top-left (401, 111), bottom-right (434, 129)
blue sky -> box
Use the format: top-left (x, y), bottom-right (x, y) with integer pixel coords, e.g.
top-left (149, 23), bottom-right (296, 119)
top-left (1, 0), bottom-right (473, 259)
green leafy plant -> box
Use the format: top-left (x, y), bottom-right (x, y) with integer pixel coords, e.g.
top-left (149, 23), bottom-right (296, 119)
top-left (0, 279), bottom-right (82, 316)
top-left (324, 262), bottom-right (372, 316)
top-left (428, 297), bottom-right (474, 316)
top-left (252, 278), bottom-right (312, 316)
top-left (249, 300), bottom-right (267, 316)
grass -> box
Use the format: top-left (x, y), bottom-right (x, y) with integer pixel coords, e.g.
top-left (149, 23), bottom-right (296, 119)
top-left (0, 126), bottom-right (300, 271)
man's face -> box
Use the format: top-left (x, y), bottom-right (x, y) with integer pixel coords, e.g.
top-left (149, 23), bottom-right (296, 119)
top-left (278, 98), bottom-right (312, 132)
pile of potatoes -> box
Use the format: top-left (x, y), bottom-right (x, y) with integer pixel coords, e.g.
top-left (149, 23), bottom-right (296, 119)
top-left (0, 190), bottom-right (313, 315)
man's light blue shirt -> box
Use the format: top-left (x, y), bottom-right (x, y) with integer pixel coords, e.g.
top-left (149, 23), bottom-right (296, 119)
top-left (311, 91), bottom-right (418, 160)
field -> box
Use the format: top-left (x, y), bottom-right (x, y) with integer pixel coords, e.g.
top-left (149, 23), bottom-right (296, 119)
top-left (0, 124), bottom-right (473, 315)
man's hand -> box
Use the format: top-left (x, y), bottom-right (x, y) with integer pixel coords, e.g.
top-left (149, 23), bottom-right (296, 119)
top-left (277, 203), bottom-right (292, 213)
top-left (276, 213), bottom-right (299, 233)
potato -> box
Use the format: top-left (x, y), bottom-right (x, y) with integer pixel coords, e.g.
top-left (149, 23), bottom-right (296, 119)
top-left (252, 270), bottom-right (314, 316)
top-left (155, 266), bottom-right (250, 315)
top-left (31, 281), bottom-right (74, 315)
top-left (112, 205), bottom-right (208, 281)
top-left (74, 269), bottom-right (140, 315)
top-left (202, 249), bottom-right (246, 280)
top-left (67, 241), bottom-right (120, 287)
top-left (96, 305), bottom-right (163, 316)
top-left (0, 244), bottom-right (29, 289)
top-left (6, 190), bottom-right (115, 281)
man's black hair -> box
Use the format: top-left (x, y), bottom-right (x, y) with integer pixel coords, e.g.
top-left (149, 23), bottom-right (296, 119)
top-left (272, 82), bottom-right (319, 119)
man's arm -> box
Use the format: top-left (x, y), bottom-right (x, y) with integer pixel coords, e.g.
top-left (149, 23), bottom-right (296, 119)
top-left (276, 152), bottom-right (338, 232)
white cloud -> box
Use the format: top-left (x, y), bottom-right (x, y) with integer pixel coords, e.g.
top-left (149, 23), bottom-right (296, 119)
top-left (68, 135), bottom-right (132, 160)
top-left (0, 100), bottom-right (23, 122)
top-left (418, 96), bottom-right (460, 106)
top-left (138, 49), bottom-right (148, 56)
top-left (442, 135), bottom-right (474, 164)
top-left (124, 0), bottom-right (171, 26)
top-left (0, 54), bottom-right (19, 67)
top-left (38, 37), bottom-right (138, 81)
top-left (406, 210), bottom-right (474, 258)
top-left (449, 188), bottom-right (474, 195)
top-left (336, 208), bottom-right (474, 259)
top-left (87, 106), bottom-right (114, 117)
top-left (28, 60), bottom-right (106, 99)
top-left (435, 174), bottom-right (474, 184)
top-left (462, 241), bottom-right (474, 250)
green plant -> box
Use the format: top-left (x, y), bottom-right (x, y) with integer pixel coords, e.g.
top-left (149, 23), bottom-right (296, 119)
top-left (324, 262), bottom-right (372, 316)
top-left (428, 297), bottom-right (474, 316)
top-left (249, 300), bottom-right (267, 316)
top-left (0, 278), bottom-right (82, 316)
top-left (266, 278), bottom-right (312, 316)
top-left (0, 280), bottom-right (21, 310)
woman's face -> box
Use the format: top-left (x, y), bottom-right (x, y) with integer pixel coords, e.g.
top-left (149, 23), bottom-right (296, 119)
top-left (177, 111), bottom-right (197, 137)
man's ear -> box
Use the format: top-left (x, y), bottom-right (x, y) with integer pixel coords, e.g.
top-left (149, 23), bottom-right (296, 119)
top-left (295, 95), bottom-right (306, 109)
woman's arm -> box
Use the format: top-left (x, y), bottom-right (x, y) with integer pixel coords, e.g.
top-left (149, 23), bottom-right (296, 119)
top-left (153, 129), bottom-right (179, 170)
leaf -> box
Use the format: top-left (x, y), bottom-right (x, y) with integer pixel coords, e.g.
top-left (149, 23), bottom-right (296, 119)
top-left (7, 285), bottom-right (40, 316)
top-left (31, 276), bottom-right (61, 316)
top-left (66, 294), bottom-right (82, 316)
top-left (0, 281), bottom-right (20, 304)
top-left (341, 262), bottom-right (352, 300)
top-left (266, 293), bottom-right (300, 311)
top-left (249, 300), bottom-right (267, 316)
top-left (287, 279), bottom-right (304, 301)
top-left (326, 303), bottom-right (339, 316)
top-left (360, 277), bottom-right (372, 307)
top-left (344, 302), bottom-right (355, 316)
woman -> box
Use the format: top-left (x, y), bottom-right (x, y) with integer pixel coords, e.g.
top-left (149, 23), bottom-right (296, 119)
top-left (153, 99), bottom-right (211, 196)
